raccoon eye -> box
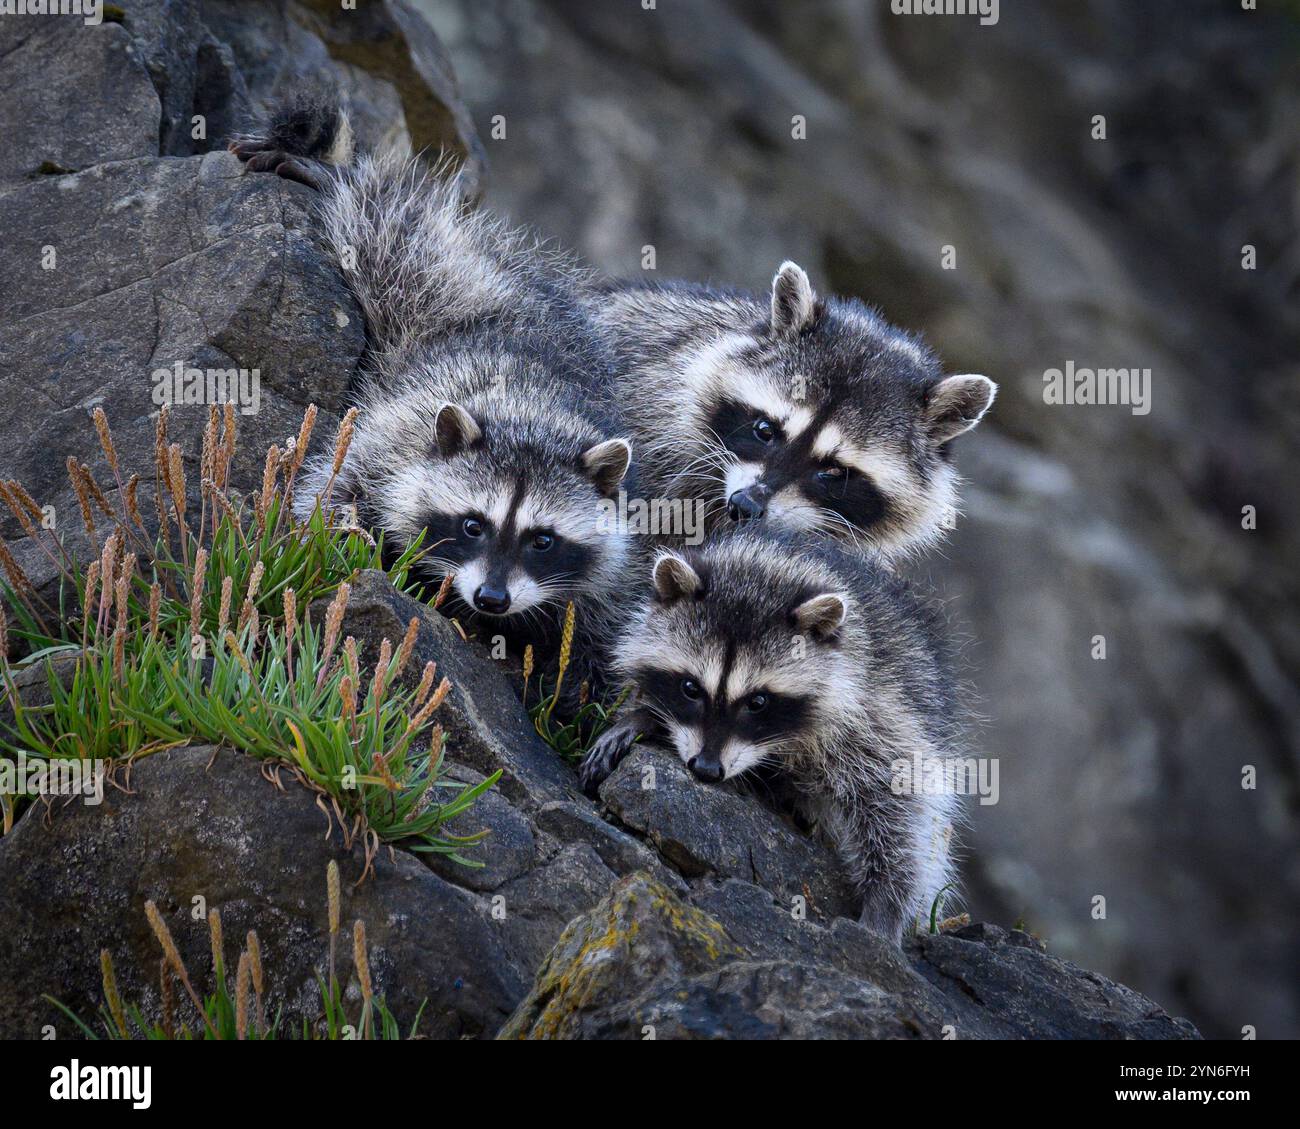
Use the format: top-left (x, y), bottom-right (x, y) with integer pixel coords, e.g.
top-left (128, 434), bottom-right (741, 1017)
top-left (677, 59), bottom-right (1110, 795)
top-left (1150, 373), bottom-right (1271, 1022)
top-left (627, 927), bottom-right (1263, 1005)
top-left (752, 417), bottom-right (777, 444)
top-left (462, 517), bottom-right (485, 538)
top-left (746, 692), bottom-right (770, 713)
top-left (530, 532), bottom-right (554, 552)
top-left (817, 466), bottom-right (845, 482)
top-left (680, 677), bottom-right (703, 701)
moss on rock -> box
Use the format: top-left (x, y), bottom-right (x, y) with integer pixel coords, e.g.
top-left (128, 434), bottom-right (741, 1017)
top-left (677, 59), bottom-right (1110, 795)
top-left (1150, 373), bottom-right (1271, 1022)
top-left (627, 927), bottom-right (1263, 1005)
top-left (499, 872), bottom-right (744, 1040)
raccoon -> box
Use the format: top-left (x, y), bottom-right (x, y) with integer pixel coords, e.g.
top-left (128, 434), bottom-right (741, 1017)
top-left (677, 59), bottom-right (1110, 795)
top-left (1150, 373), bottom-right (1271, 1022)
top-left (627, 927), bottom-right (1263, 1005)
top-left (589, 266), bottom-right (995, 561)
top-left (579, 526), bottom-right (964, 941)
top-left (230, 96), bottom-right (635, 682)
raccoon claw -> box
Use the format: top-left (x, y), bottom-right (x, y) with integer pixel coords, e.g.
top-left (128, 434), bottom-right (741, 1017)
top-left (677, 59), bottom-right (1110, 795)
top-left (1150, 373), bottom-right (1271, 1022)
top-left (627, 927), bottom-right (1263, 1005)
top-left (237, 147), bottom-right (292, 172)
top-left (274, 158), bottom-right (325, 190)
top-left (229, 138), bottom-right (273, 158)
top-left (231, 144), bottom-right (324, 189)
top-left (578, 723), bottom-right (640, 797)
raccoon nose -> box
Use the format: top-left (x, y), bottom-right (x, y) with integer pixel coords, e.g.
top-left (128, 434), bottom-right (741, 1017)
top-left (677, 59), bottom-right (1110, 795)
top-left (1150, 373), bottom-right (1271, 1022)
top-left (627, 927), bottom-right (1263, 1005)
top-left (687, 756), bottom-right (725, 784)
top-left (473, 585), bottom-right (511, 614)
top-left (727, 485), bottom-right (770, 523)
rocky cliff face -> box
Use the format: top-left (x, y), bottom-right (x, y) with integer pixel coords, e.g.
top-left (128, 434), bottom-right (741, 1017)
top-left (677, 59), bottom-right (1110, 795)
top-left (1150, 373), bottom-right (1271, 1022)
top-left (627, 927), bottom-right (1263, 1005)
top-left (415, 0), bottom-right (1300, 1039)
top-left (0, 0), bottom-right (1244, 1039)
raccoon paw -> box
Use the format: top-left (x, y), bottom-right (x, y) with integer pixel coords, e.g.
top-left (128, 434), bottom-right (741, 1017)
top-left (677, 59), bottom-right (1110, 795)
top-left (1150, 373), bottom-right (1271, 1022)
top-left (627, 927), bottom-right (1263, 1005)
top-left (229, 141), bottom-right (325, 190)
top-left (578, 722), bottom-right (640, 797)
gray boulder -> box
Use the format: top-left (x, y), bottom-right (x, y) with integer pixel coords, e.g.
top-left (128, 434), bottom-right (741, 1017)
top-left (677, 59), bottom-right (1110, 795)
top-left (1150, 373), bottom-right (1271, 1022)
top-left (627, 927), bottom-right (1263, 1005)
top-left (0, 14), bottom-right (159, 182)
top-left (599, 744), bottom-right (857, 918)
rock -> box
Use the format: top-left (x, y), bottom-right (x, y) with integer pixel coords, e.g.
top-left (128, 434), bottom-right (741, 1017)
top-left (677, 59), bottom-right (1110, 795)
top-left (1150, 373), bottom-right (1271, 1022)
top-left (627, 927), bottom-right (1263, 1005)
top-left (689, 877), bottom-right (918, 990)
top-left (199, 0), bottom-right (401, 157)
top-left (0, 152), bottom-right (361, 595)
top-left (116, 0), bottom-right (210, 157)
top-left (534, 799), bottom-right (687, 893)
top-left (499, 872), bottom-right (745, 1039)
top-left (910, 927), bottom-right (1201, 1040)
top-left (0, 652), bottom-right (81, 728)
top-left (0, 16), bottom-right (160, 183)
top-left (0, 746), bottom-right (525, 1039)
top-left (501, 874), bottom-right (1200, 1040)
top-left (424, 765), bottom-right (538, 893)
top-left (598, 744), bottom-right (857, 918)
top-left (294, 0), bottom-right (486, 196)
top-left (490, 843), bottom-right (620, 975)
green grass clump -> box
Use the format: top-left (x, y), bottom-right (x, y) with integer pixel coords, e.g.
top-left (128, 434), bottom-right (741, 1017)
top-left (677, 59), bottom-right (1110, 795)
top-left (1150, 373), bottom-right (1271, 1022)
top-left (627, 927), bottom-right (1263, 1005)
top-left (0, 402), bottom-right (498, 858)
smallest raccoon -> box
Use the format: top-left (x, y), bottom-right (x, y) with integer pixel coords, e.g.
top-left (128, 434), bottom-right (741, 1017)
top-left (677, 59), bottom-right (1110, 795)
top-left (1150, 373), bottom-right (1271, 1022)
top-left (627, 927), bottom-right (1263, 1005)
top-left (579, 527), bottom-right (964, 941)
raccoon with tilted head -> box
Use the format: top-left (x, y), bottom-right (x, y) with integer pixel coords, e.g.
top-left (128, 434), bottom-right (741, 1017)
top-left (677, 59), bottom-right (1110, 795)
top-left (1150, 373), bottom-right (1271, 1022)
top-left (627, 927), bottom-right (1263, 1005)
top-left (588, 266), bottom-right (996, 560)
top-left (579, 525), bottom-right (964, 942)
top-left (230, 96), bottom-right (635, 684)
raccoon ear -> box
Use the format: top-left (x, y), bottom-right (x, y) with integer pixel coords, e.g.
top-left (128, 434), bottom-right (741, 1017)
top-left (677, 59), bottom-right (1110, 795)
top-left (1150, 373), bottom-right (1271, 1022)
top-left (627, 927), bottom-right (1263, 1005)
top-left (582, 438), bottom-right (632, 496)
top-left (770, 261), bottom-right (818, 338)
top-left (793, 592), bottom-right (848, 640)
top-left (434, 402), bottom-right (482, 456)
top-left (652, 552), bottom-right (702, 604)
top-left (926, 375), bottom-right (997, 445)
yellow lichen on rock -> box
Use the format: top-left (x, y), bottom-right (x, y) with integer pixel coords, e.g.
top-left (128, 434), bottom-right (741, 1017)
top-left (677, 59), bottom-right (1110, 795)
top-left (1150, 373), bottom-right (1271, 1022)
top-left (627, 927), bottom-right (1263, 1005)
top-left (499, 872), bottom-right (745, 1040)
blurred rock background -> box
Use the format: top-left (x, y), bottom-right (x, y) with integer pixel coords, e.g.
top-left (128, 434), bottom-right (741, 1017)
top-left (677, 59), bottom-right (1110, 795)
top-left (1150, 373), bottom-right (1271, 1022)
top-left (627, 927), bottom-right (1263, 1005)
top-left (411, 0), bottom-right (1300, 1038)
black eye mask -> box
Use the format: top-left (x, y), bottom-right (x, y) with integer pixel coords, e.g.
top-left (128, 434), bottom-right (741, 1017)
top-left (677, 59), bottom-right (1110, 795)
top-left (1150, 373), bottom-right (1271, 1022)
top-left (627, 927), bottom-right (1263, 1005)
top-left (636, 667), bottom-right (813, 744)
top-left (421, 510), bottom-right (486, 564)
top-left (808, 466), bottom-right (889, 530)
top-left (515, 530), bottom-right (592, 588)
top-left (707, 400), bottom-right (784, 462)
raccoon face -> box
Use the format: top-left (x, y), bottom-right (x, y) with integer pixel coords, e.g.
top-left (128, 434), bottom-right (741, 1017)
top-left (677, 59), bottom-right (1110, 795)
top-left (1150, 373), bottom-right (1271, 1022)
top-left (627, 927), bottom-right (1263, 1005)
top-left (376, 402), bottom-right (632, 620)
top-left (697, 263), bottom-right (995, 557)
top-left (618, 548), bottom-right (850, 783)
